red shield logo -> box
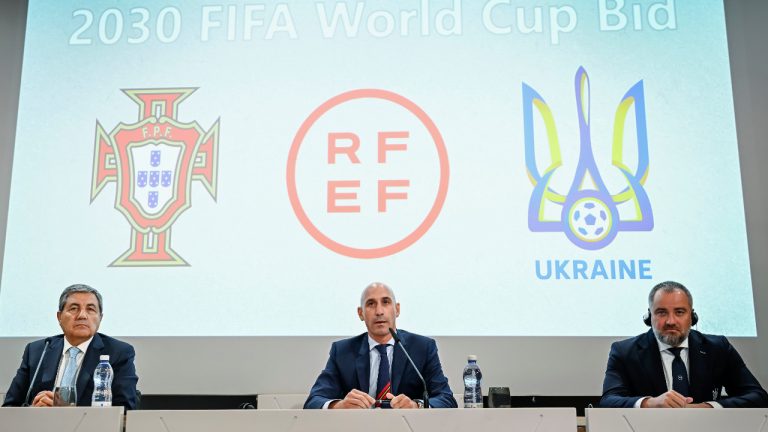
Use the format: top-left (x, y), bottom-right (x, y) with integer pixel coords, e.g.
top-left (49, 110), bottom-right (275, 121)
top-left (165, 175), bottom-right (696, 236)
top-left (91, 88), bottom-right (219, 266)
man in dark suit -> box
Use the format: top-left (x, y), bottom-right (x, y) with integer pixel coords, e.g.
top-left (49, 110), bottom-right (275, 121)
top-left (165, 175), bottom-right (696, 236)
top-left (3, 284), bottom-right (139, 409)
top-left (305, 282), bottom-right (457, 409)
top-left (600, 281), bottom-right (767, 408)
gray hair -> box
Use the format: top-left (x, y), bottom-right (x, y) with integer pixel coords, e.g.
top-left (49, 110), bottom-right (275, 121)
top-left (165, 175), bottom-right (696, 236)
top-left (648, 281), bottom-right (692, 308)
top-left (58, 284), bottom-right (103, 314)
top-left (360, 282), bottom-right (396, 308)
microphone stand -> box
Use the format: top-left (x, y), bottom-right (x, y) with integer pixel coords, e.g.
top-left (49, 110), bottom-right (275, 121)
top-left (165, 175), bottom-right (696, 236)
top-left (389, 328), bottom-right (430, 408)
top-left (23, 338), bottom-right (51, 407)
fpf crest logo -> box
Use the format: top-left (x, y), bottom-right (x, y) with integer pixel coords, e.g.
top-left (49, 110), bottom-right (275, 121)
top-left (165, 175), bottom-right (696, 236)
top-left (91, 88), bottom-right (220, 266)
top-left (523, 67), bottom-right (653, 250)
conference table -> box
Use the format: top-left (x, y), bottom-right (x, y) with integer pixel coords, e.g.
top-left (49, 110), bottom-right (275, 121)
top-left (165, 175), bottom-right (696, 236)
top-left (0, 406), bottom-right (124, 432)
top-left (586, 407), bottom-right (768, 431)
top-left (126, 408), bottom-right (576, 432)
top-left (3, 406), bottom-right (768, 432)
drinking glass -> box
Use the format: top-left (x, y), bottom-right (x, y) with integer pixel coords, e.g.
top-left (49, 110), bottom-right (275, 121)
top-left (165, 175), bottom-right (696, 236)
top-left (52, 386), bottom-right (77, 406)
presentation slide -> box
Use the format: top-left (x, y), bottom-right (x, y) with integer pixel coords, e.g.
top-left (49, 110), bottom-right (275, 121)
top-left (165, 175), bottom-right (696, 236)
top-left (0, 0), bottom-right (754, 337)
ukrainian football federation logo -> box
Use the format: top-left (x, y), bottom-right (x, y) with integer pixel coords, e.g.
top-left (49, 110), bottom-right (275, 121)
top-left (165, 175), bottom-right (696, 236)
top-left (523, 67), bottom-right (653, 250)
top-left (90, 88), bottom-right (219, 266)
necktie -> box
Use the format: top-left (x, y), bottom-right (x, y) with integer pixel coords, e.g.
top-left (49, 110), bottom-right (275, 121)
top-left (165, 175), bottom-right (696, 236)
top-left (60, 347), bottom-right (81, 388)
top-left (375, 344), bottom-right (391, 405)
top-left (668, 347), bottom-right (690, 396)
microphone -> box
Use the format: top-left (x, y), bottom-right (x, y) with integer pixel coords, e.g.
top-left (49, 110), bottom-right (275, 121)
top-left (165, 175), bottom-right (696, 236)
top-left (388, 328), bottom-right (430, 408)
top-left (23, 337), bottom-right (52, 407)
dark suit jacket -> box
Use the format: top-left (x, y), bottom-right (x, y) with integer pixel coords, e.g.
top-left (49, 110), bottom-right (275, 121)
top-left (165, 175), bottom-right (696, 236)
top-left (3, 333), bottom-right (139, 409)
top-left (600, 329), bottom-right (768, 408)
top-left (304, 330), bottom-right (457, 408)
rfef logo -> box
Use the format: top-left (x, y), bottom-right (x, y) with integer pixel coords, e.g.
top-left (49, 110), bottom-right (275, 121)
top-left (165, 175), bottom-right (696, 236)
top-left (91, 88), bottom-right (220, 266)
top-left (523, 67), bottom-right (653, 250)
top-left (287, 89), bottom-right (449, 259)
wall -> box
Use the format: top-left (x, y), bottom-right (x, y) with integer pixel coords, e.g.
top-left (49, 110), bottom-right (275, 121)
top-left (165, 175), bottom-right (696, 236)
top-left (725, 0), bottom-right (768, 384)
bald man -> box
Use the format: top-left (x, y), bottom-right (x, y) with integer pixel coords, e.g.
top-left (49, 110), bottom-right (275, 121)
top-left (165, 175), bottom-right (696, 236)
top-left (305, 282), bottom-right (456, 409)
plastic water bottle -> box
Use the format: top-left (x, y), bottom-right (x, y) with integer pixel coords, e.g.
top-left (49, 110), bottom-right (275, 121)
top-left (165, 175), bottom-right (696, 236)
top-left (463, 355), bottom-right (483, 408)
top-left (91, 355), bottom-right (113, 407)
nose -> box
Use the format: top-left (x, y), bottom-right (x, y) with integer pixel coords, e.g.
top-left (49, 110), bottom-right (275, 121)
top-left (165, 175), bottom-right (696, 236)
top-left (76, 308), bottom-right (88, 319)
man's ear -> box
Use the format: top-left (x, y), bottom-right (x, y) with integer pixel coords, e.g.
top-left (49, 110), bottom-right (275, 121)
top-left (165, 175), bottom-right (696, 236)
top-left (357, 307), bottom-right (364, 321)
top-left (395, 303), bottom-right (400, 317)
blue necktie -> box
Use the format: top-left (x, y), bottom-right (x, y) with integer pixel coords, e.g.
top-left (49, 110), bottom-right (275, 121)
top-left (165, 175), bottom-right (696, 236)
top-left (375, 344), bottom-right (391, 405)
top-left (668, 347), bottom-right (690, 396)
top-left (60, 347), bottom-right (81, 388)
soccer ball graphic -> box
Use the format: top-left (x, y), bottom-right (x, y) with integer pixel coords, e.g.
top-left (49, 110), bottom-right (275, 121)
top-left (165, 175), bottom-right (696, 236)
top-left (568, 198), bottom-right (612, 242)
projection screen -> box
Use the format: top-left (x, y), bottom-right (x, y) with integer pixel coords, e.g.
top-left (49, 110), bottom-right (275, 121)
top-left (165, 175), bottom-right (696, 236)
top-left (0, 0), bottom-right (755, 337)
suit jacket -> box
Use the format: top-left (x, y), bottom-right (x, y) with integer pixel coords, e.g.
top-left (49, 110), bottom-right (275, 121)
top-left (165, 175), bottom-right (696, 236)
top-left (304, 330), bottom-right (457, 408)
top-left (600, 329), bottom-right (768, 408)
top-left (3, 333), bottom-right (139, 409)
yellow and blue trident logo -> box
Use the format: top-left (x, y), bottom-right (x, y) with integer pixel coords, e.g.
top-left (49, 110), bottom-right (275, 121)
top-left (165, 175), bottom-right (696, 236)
top-left (523, 67), bottom-right (653, 250)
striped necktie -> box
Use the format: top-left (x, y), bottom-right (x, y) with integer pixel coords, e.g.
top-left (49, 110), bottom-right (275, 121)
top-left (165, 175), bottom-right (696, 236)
top-left (60, 347), bottom-right (81, 388)
top-left (375, 344), bottom-right (391, 406)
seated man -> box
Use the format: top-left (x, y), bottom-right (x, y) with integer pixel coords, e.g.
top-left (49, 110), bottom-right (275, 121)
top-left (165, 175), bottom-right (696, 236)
top-left (3, 284), bottom-right (139, 409)
top-left (305, 282), bottom-right (457, 409)
top-left (600, 281), bottom-right (767, 408)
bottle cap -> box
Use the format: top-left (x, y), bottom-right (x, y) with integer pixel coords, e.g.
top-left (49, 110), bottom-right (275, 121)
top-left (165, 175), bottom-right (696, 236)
top-left (100, 355), bottom-right (110, 361)
top-left (468, 355), bottom-right (477, 361)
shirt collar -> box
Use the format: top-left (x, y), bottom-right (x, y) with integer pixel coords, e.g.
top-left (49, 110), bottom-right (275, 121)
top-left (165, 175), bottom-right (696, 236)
top-left (367, 334), bottom-right (394, 351)
top-left (657, 336), bottom-right (689, 353)
top-left (63, 335), bottom-right (94, 356)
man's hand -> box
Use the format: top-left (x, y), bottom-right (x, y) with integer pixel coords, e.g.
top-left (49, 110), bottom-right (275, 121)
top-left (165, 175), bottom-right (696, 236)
top-left (641, 391), bottom-right (693, 408)
top-left (386, 392), bottom-right (419, 409)
top-left (329, 389), bottom-right (375, 409)
top-left (31, 390), bottom-right (54, 407)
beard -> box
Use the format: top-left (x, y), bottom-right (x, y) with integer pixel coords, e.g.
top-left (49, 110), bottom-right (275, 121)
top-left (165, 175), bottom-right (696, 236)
top-left (653, 326), bottom-right (689, 346)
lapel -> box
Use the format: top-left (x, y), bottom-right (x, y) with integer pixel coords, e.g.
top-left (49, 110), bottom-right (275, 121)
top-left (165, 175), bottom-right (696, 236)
top-left (39, 336), bottom-right (64, 391)
top-left (391, 330), bottom-right (407, 395)
top-left (638, 330), bottom-right (668, 395)
top-left (76, 333), bottom-right (103, 404)
top-left (686, 331), bottom-right (711, 401)
top-left (355, 334), bottom-right (370, 394)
